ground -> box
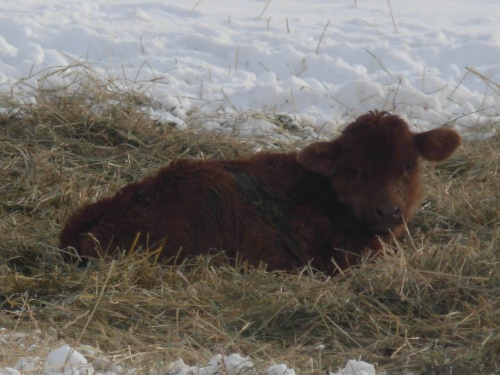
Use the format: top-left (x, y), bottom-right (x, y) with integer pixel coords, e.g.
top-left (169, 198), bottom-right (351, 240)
top-left (0, 87), bottom-right (499, 374)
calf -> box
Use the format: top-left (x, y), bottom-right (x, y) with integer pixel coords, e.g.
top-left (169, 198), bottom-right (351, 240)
top-left (59, 111), bottom-right (460, 273)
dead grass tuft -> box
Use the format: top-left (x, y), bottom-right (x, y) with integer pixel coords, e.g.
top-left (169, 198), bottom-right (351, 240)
top-left (0, 81), bottom-right (498, 374)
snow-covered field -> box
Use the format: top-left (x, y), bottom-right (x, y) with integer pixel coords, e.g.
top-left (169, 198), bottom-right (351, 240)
top-left (0, 0), bottom-right (499, 138)
top-left (1, 1), bottom-right (499, 373)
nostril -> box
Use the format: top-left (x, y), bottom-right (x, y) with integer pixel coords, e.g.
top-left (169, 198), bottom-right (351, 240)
top-left (375, 207), bottom-right (384, 218)
top-left (393, 206), bottom-right (401, 218)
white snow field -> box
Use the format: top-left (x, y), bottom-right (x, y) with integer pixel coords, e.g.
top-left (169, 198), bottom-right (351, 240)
top-left (0, 0), bottom-right (499, 373)
top-left (0, 0), bottom-right (499, 138)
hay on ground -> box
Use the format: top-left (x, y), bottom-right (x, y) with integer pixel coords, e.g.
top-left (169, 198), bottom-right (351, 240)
top-left (0, 82), bottom-right (499, 374)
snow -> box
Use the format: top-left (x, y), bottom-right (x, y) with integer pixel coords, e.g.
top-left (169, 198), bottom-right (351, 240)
top-left (43, 346), bottom-right (94, 375)
top-left (0, 0), bottom-right (498, 139)
top-left (167, 354), bottom-right (255, 375)
top-left (330, 360), bottom-right (375, 375)
top-left (265, 364), bottom-right (296, 375)
top-left (0, 1), bottom-right (498, 373)
top-left (1, 343), bottom-right (378, 375)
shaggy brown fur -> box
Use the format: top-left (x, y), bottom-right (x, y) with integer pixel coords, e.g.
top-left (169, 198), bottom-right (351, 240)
top-left (59, 111), bottom-right (461, 273)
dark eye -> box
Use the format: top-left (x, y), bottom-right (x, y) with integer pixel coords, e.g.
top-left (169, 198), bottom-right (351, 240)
top-left (348, 166), bottom-right (364, 179)
top-left (349, 166), bottom-right (359, 175)
top-left (405, 163), bottom-right (413, 173)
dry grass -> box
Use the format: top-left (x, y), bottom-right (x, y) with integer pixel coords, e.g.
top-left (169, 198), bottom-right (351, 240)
top-left (0, 81), bottom-right (498, 375)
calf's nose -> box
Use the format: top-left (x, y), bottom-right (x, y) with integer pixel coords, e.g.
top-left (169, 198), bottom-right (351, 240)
top-left (375, 205), bottom-right (401, 221)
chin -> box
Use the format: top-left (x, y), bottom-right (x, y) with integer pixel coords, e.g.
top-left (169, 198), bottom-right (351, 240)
top-left (368, 224), bottom-right (402, 236)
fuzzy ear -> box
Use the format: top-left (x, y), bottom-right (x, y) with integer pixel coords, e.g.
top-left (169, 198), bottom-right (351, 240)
top-left (414, 128), bottom-right (461, 162)
top-left (297, 140), bottom-right (342, 176)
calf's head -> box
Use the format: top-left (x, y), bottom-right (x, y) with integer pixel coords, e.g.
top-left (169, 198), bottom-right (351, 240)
top-left (297, 111), bottom-right (461, 236)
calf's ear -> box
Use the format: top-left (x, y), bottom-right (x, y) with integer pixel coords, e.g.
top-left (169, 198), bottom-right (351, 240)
top-left (297, 140), bottom-right (342, 176)
top-left (414, 128), bottom-right (461, 162)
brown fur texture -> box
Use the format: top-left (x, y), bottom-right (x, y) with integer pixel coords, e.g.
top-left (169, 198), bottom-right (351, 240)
top-left (59, 111), bottom-right (461, 273)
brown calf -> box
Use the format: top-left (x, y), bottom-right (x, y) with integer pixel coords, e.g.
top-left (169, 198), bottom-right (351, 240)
top-left (59, 111), bottom-right (461, 273)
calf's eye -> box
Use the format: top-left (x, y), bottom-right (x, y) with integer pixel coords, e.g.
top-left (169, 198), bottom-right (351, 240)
top-left (405, 163), bottom-right (413, 173)
top-left (348, 166), bottom-right (365, 180)
top-left (349, 166), bottom-right (360, 176)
